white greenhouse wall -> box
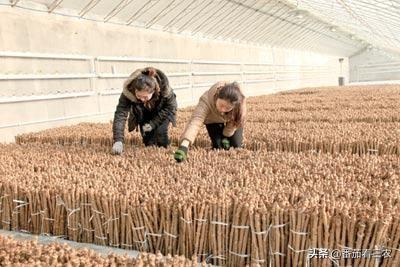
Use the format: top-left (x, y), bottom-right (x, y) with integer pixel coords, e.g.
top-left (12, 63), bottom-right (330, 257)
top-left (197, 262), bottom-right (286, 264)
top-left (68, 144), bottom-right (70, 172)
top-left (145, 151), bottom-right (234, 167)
top-left (0, 6), bottom-right (347, 142)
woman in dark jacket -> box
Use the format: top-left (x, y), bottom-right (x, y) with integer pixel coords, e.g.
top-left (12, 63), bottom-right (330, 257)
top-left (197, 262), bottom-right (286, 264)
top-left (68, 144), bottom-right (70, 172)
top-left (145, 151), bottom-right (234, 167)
top-left (112, 67), bottom-right (177, 155)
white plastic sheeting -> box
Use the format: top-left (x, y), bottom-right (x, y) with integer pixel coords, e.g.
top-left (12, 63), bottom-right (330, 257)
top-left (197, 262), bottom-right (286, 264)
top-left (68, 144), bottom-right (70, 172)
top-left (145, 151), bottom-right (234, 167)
top-left (286, 0), bottom-right (400, 55)
top-left (1, 0), bottom-right (387, 56)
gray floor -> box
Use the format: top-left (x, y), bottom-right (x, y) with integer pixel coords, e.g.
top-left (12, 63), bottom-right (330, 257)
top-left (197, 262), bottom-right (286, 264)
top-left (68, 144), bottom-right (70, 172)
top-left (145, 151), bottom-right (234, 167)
top-left (0, 229), bottom-right (139, 258)
top-left (0, 230), bottom-right (211, 266)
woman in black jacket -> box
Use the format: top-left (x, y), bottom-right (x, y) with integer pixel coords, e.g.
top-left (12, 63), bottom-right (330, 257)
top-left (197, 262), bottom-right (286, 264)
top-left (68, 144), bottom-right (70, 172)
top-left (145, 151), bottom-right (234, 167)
top-left (111, 67), bottom-right (177, 155)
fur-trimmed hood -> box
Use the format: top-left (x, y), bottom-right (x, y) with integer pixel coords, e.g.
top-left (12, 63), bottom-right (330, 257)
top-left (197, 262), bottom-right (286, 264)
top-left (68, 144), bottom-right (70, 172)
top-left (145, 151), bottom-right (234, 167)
top-left (122, 68), bottom-right (172, 102)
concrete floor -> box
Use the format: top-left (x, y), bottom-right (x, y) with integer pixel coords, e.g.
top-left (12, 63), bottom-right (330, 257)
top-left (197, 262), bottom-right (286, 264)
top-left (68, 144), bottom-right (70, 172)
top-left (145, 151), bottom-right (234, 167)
top-left (0, 229), bottom-right (139, 258)
top-left (0, 230), bottom-right (208, 266)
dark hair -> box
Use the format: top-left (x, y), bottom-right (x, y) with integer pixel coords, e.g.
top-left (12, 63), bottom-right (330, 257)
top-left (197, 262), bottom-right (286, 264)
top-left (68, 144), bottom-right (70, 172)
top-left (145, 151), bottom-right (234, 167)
top-left (214, 82), bottom-right (245, 127)
top-left (128, 68), bottom-right (160, 94)
top-left (128, 67), bottom-right (160, 109)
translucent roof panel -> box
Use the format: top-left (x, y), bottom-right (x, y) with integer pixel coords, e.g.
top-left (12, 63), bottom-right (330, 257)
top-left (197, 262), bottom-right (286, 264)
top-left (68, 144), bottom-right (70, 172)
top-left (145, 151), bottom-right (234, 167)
top-left (286, 0), bottom-right (400, 55)
top-left (3, 0), bottom-right (398, 56)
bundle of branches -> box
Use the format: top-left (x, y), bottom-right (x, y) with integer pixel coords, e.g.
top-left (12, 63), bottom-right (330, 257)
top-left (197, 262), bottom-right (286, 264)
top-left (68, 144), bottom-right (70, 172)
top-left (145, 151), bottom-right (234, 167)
top-left (243, 121), bottom-right (399, 155)
top-left (15, 85), bottom-right (400, 156)
top-left (0, 143), bottom-right (399, 266)
top-left (15, 121), bottom-right (400, 156)
top-left (0, 235), bottom-right (204, 266)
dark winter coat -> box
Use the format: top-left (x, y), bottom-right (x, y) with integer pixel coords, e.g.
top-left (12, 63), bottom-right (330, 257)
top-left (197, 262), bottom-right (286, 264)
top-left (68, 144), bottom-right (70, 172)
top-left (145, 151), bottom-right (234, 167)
top-left (112, 68), bottom-right (177, 143)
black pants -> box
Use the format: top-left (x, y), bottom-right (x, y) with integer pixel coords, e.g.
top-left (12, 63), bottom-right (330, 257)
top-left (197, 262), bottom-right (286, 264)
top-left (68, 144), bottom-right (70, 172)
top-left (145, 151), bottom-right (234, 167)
top-left (205, 123), bottom-right (243, 149)
top-left (139, 119), bottom-right (170, 148)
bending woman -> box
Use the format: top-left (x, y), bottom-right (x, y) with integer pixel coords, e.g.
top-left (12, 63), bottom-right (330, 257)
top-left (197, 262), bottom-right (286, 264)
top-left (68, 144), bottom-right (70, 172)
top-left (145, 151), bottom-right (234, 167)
top-left (174, 81), bottom-right (246, 162)
top-left (112, 67), bottom-right (177, 154)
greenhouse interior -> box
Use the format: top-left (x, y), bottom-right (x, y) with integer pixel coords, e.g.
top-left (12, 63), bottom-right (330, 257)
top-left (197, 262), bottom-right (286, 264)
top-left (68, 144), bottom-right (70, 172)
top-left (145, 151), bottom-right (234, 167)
top-left (0, 0), bottom-right (399, 266)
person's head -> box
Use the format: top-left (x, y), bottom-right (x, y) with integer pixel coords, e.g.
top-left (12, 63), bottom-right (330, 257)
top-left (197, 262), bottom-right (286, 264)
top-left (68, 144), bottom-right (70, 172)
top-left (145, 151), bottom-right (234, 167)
top-left (214, 82), bottom-right (245, 127)
top-left (128, 68), bottom-right (160, 103)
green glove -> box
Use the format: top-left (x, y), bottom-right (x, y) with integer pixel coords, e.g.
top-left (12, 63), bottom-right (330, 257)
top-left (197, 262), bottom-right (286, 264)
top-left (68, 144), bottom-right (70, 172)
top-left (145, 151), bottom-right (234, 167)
top-left (174, 146), bottom-right (188, 162)
top-left (222, 138), bottom-right (230, 150)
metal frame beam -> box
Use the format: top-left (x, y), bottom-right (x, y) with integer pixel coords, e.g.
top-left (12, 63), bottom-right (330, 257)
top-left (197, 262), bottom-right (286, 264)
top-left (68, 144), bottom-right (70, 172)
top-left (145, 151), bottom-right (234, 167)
top-left (217, 0), bottom-right (261, 39)
top-left (48, 0), bottom-right (64, 13)
top-left (79, 0), bottom-right (102, 18)
top-left (126, 0), bottom-right (157, 25)
top-left (193, 0), bottom-right (237, 36)
top-left (190, 1), bottom-right (231, 34)
top-left (145, 0), bottom-right (179, 28)
top-left (104, 0), bottom-right (135, 22)
top-left (232, 1), bottom-right (282, 41)
top-left (176, 0), bottom-right (214, 33)
top-left (163, 0), bottom-right (199, 29)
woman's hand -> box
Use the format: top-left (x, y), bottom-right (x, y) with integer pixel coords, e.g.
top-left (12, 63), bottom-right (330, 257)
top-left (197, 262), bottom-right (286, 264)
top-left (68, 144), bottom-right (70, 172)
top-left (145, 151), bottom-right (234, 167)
top-left (222, 138), bottom-right (230, 150)
top-left (174, 145), bottom-right (188, 162)
top-left (111, 141), bottom-right (123, 155)
top-left (142, 123), bottom-right (153, 133)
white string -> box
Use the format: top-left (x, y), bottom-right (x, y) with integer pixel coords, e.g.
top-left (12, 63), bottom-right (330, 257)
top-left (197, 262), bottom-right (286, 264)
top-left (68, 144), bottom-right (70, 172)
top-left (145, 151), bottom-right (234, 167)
top-left (66, 207), bottom-right (80, 230)
top-left (67, 226), bottom-right (80, 231)
top-left (132, 226), bottom-right (145, 231)
top-left (180, 217), bottom-right (192, 224)
top-left (253, 224), bottom-right (272, 236)
top-left (272, 223), bottom-right (288, 228)
top-left (253, 258), bottom-right (265, 263)
top-left (147, 232), bottom-right (162, 237)
top-left (164, 230), bottom-right (178, 239)
top-left (253, 230), bottom-right (269, 235)
top-left (13, 199), bottom-right (29, 210)
top-left (290, 229), bottom-right (308, 235)
top-left (207, 254), bottom-right (226, 260)
top-left (210, 220), bottom-right (229, 226)
top-left (95, 235), bottom-right (107, 240)
top-left (12, 200), bottom-right (29, 214)
top-left (109, 243), bottom-right (120, 247)
top-left (229, 250), bottom-right (249, 258)
top-left (67, 207), bottom-right (80, 217)
top-left (271, 251), bottom-right (286, 256)
top-left (132, 239), bottom-right (147, 244)
top-left (92, 209), bottom-right (104, 215)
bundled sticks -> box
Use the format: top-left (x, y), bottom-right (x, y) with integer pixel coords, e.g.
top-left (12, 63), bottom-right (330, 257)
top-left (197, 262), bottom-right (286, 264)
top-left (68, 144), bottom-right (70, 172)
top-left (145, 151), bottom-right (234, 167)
top-left (4, 84), bottom-right (400, 266)
top-left (0, 144), bottom-right (399, 266)
top-left (0, 235), bottom-right (205, 266)
top-left (15, 84), bottom-right (400, 155)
